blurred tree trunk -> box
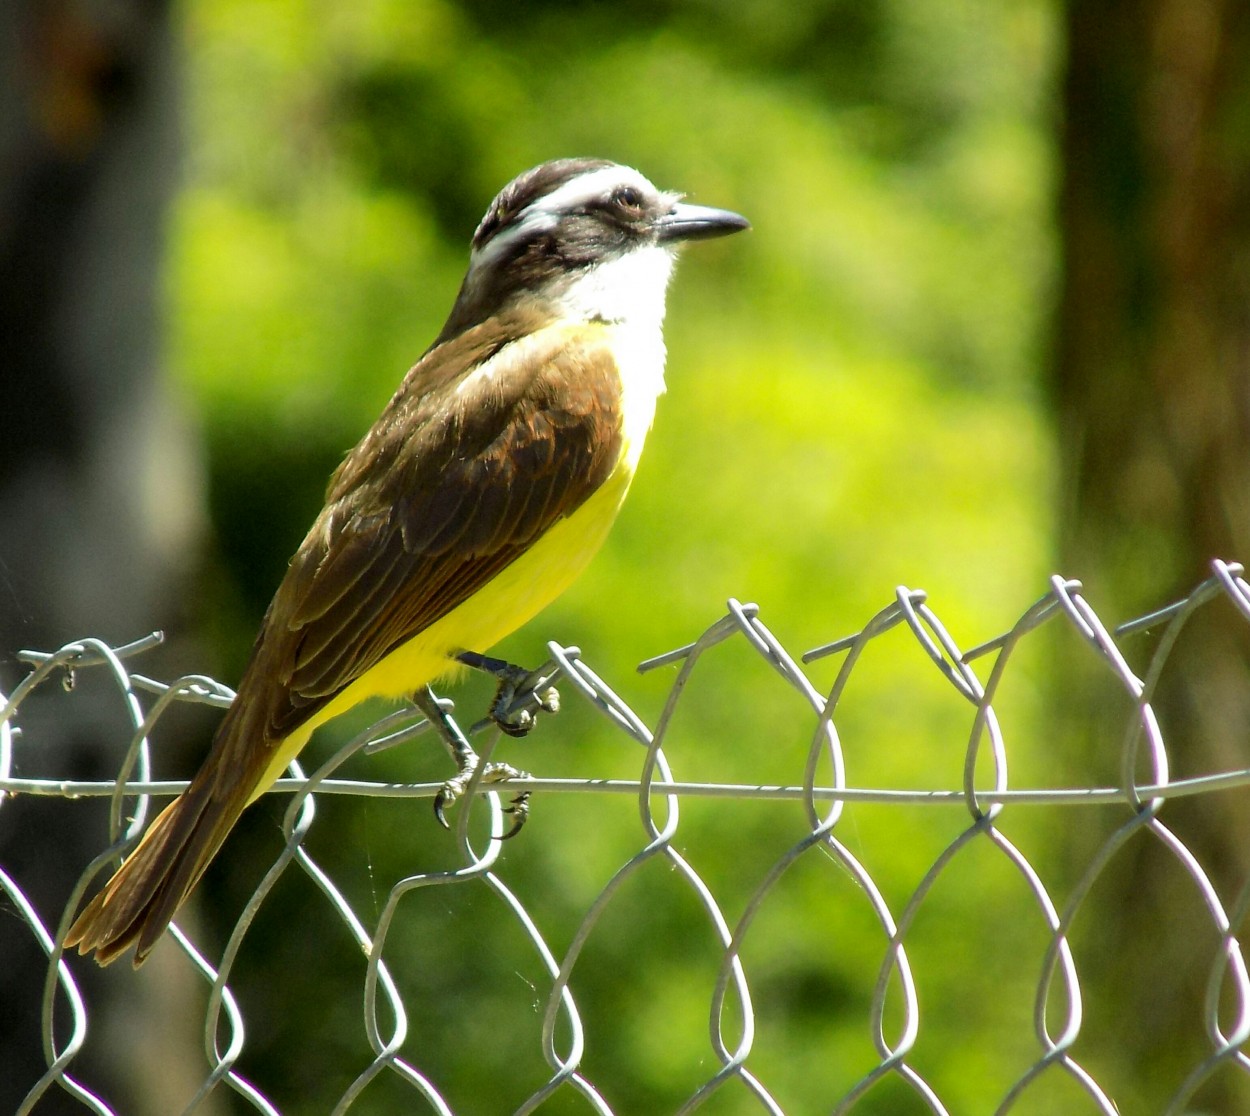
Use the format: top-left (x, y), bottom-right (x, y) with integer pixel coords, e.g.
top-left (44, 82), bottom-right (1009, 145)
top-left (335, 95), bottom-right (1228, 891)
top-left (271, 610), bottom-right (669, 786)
top-left (1056, 0), bottom-right (1250, 1107)
top-left (0, 1), bottom-right (214, 1113)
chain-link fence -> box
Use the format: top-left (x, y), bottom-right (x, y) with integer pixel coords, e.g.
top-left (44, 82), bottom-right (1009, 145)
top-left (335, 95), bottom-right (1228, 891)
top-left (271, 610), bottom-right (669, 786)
top-left (5, 561), bottom-right (1250, 1114)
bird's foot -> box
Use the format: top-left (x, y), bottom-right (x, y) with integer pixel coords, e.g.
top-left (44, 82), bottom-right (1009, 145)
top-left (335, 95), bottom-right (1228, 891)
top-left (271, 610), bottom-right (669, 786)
top-left (432, 755), bottom-right (530, 838)
top-left (414, 686), bottom-right (531, 837)
top-left (456, 651), bottom-right (560, 737)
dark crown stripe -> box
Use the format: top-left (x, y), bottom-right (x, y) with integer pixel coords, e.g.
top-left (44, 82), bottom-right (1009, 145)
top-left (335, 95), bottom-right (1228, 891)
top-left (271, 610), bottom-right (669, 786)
top-left (473, 158), bottom-right (615, 250)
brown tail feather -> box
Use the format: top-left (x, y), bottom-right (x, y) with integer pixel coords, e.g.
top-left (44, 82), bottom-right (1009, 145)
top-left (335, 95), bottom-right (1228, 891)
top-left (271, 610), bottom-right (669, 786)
top-left (65, 778), bottom-right (245, 967)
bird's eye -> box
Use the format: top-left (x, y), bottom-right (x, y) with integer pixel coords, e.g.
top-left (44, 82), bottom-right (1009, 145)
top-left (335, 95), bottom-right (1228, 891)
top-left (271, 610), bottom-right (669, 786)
top-left (612, 186), bottom-right (644, 212)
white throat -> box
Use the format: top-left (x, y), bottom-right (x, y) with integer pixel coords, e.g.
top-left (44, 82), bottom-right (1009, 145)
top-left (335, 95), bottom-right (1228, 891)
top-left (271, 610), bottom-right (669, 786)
top-left (556, 245), bottom-right (676, 471)
top-left (554, 244), bottom-right (676, 330)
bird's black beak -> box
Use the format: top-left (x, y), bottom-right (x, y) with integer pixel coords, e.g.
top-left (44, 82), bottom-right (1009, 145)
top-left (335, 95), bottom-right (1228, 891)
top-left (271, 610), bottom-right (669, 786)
top-left (656, 201), bottom-right (751, 244)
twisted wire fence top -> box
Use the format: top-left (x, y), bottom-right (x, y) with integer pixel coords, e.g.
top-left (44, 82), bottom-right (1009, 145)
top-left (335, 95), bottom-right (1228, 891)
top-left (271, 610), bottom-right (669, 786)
top-left (5, 561), bottom-right (1250, 1114)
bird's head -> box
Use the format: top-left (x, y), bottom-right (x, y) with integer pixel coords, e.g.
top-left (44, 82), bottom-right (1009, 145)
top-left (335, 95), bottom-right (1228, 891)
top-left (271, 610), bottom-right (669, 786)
top-left (438, 158), bottom-right (749, 341)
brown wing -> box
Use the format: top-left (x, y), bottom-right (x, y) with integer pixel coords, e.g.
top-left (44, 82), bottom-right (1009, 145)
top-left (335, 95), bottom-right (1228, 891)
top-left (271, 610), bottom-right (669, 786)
top-left (243, 311), bottom-right (625, 744)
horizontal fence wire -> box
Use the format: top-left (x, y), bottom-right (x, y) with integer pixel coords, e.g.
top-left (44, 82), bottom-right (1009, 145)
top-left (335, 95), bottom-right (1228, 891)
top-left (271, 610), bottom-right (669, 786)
top-left (4, 560), bottom-right (1250, 1113)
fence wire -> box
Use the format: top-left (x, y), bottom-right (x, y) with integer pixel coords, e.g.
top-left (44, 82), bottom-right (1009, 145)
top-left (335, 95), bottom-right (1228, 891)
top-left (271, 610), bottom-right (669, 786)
top-left (5, 560), bottom-right (1250, 1114)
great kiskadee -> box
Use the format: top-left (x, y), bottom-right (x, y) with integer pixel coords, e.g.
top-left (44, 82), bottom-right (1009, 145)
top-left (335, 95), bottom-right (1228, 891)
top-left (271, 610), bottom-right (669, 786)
top-left (65, 157), bottom-right (748, 966)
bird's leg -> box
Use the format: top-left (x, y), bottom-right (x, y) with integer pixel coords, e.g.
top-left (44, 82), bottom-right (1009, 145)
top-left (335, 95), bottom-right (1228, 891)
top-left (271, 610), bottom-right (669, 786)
top-left (413, 686), bottom-right (529, 837)
top-left (455, 650), bottom-right (560, 737)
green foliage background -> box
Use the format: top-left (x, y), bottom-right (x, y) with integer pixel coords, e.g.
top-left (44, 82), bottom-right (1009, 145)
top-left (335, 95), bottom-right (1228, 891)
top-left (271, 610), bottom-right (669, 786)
top-left (166, 0), bottom-right (1064, 1110)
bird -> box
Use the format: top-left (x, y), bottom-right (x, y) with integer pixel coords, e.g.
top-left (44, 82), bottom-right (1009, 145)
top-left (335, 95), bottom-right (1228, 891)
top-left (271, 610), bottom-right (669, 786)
top-left (64, 157), bottom-right (749, 966)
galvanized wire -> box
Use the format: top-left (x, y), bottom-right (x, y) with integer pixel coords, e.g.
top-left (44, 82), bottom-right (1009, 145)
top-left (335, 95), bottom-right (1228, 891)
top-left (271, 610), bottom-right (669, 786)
top-left (5, 560), bottom-right (1250, 1112)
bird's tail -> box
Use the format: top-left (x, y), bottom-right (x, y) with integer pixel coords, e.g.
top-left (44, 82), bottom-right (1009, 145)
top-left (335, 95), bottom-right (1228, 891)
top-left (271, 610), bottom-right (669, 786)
top-left (65, 776), bottom-right (243, 967)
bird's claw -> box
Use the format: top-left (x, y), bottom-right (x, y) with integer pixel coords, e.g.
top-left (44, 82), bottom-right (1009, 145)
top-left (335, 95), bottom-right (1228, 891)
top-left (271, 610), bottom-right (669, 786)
top-left (492, 678), bottom-right (560, 737)
top-left (501, 792), bottom-right (531, 839)
top-left (432, 759), bottom-right (530, 836)
top-left (433, 785), bottom-right (455, 830)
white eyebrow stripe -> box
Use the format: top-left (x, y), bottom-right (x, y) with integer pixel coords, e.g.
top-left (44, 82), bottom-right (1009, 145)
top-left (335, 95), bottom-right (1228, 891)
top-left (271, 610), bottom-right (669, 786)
top-left (470, 208), bottom-right (557, 271)
top-left (527, 164), bottom-right (654, 217)
top-left (468, 164), bottom-right (661, 273)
